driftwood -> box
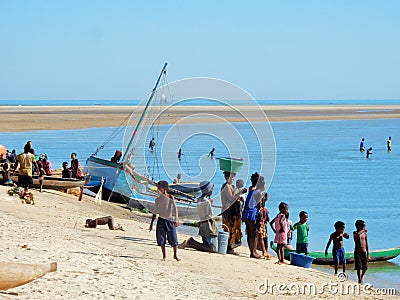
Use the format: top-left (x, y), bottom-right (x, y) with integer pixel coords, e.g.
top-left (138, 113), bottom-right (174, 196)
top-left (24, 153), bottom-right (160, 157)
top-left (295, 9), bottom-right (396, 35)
top-left (0, 261), bottom-right (57, 290)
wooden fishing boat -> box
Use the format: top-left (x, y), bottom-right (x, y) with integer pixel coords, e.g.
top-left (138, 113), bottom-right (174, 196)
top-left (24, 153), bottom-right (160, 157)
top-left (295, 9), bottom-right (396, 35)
top-left (11, 174), bottom-right (85, 191)
top-left (0, 261), bottom-right (57, 290)
top-left (270, 242), bottom-right (400, 265)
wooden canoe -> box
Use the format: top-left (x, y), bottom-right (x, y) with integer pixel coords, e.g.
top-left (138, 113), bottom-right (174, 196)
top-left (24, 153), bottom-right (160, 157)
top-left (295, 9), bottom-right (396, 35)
top-left (0, 261), bottom-right (57, 290)
top-left (11, 174), bottom-right (85, 190)
top-left (270, 242), bottom-right (400, 265)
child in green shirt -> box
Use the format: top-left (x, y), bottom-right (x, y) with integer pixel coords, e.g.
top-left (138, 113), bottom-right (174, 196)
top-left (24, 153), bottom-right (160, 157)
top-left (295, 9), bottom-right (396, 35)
top-left (293, 211), bottom-right (309, 255)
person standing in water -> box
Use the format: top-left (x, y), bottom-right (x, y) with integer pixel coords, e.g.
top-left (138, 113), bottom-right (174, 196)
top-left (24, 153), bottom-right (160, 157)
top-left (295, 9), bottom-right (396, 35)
top-left (149, 138), bottom-right (155, 152)
top-left (208, 148), bottom-right (215, 158)
top-left (359, 138), bottom-right (365, 151)
top-left (387, 136), bottom-right (392, 151)
top-left (366, 147), bottom-right (372, 158)
top-left (177, 148), bottom-right (182, 160)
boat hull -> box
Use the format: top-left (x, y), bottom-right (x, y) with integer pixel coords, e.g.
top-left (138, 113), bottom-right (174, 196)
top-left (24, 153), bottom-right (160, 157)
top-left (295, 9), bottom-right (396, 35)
top-left (85, 156), bottom-right (199, 219)
top-left (11, 175), bottom-right (84, 190)
top-left (270, 242), bottom-right (400, 265)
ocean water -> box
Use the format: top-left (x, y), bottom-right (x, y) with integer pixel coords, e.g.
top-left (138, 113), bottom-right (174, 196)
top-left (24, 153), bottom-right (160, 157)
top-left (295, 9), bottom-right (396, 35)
top-left (1, 99), bottom-right (400, 106)
top-left (0, 118), bottom-right (399, 290)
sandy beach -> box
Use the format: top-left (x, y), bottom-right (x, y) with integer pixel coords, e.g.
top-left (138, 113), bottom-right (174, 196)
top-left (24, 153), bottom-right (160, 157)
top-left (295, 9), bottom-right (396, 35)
top-left (1, 105), bottom-right (400, 132)
top-left (0, 186), bottom-right (393, 299)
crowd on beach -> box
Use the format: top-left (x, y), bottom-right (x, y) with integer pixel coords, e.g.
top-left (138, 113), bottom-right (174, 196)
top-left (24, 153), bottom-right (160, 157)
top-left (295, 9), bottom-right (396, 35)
top-left (150, 170), bottom-right (371, 284)
top-left (0, 141), bottom-right (84, 195)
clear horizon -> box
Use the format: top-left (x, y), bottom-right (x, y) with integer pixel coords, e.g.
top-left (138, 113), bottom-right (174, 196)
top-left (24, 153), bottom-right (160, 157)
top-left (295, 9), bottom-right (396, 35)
top-left (1, 1), bottom-right (399, 100)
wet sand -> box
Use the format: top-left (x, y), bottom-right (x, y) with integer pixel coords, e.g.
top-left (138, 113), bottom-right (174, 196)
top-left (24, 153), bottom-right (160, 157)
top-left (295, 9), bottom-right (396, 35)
top-left (1, 105), bottom-right (400, 132)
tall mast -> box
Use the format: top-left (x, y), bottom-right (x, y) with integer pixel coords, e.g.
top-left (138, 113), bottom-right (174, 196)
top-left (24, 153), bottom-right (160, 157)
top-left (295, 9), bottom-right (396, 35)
top-left (122, 62), bottom-right (168, 162)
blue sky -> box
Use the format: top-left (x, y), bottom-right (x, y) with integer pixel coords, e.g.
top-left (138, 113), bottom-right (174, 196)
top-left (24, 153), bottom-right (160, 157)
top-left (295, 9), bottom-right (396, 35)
top-left (0, 1), bottom-right (399, 100)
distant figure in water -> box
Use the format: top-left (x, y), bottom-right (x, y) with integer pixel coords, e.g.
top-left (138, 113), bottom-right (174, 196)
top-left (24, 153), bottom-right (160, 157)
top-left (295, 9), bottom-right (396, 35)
top-left (177, 148), bottom-right (182, 160)
top-left (149, 138), bottom-right (155, 152)
top-left (387, 136), bottom-right (392, 152)
top-left (366, 147), bottom-right (372, 158)
top-left (173, 173), bottom-right (182, 184)
top-left (208, 148), bottom-right (215, 158)
top-left (359, 138), bottom-right (365, 152)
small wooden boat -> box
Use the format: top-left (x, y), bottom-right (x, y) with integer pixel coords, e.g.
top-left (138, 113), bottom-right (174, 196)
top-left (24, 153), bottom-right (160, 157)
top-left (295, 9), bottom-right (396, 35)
top-left (270, 242), bottom-right (400, 265)
top-left (11, 174), bottom-right (85, 191)
top-left (0, 261), bottom-right (57, 290)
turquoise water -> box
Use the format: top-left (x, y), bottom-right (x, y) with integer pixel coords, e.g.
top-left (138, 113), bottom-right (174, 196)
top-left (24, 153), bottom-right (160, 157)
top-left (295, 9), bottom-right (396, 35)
top-left (0, 118), bottom-right (399, 290)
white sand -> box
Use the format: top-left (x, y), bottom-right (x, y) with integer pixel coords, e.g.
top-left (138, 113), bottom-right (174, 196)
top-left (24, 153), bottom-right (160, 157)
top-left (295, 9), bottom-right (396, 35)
top-left (0, 186), bottom-right (391, 299)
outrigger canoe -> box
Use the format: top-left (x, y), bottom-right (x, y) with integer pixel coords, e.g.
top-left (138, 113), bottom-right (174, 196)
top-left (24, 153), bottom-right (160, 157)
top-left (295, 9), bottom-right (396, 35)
top-left (270, 242), bottom-right (400, 265)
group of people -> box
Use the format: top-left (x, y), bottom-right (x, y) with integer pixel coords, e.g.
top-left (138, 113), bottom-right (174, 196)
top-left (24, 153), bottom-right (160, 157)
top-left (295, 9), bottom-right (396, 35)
top-left (0, 141), bottom-right (84, 195)
top-left (359, 136), bottom-right (392, 158)
top-left (325, 220), bottom-right (369, 284)
top-left (149, 170), bottom-right (371, 283)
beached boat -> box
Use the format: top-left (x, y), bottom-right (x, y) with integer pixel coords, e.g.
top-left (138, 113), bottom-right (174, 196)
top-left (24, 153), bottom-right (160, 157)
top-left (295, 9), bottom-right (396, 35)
top-left (11, 174), bottom-right (85, 191)
top-left (0, 261), bottom-right (57, 290)
top-left (84, 63), bottom-right (199, 218)
top-left (270, 242), bottom-right (400, 265)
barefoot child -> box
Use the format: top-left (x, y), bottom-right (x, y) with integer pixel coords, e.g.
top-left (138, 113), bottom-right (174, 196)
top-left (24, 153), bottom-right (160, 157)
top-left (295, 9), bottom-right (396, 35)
top-left (270, 202), bottom-right (289, 264)
top-left (149, 181), bottom-right (180, 261)
top-left (293, 211), bottom-right (310, 255)
top-left (325, 221), bottom-right (349, 275)
top-left (353, 220), bottom-right (369, 283)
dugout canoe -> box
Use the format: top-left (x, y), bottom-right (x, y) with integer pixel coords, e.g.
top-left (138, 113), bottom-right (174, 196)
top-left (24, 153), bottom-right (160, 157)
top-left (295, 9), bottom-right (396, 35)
top-left (270, 242), bottom-right (400, 265)
top-left (0, 261), bottom-right (57, 290)
top-left (11, 174), bottom-right (85, 191)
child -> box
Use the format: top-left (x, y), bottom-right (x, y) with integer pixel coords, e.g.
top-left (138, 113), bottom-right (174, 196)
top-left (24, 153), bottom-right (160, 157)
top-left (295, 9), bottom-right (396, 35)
top-left (286, 212), bottom-right (293, 245)
top-left (270, 202), bottom-right (289, 264)
top-left (325, 221), bottom-right (349, 275)
top-left (256, 193), bottom-right (270, 258)
top-left (149, 181), bottom-right (180, 261)
top-left (293, 211), bottom-right (310, 255)
top-left (353, 220), bottom-right (369, 283)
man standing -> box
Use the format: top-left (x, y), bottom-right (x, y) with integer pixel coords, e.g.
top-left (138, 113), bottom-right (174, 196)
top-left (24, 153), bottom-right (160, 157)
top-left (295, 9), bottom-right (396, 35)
top-left (13, 143), bottom-right (39, 197)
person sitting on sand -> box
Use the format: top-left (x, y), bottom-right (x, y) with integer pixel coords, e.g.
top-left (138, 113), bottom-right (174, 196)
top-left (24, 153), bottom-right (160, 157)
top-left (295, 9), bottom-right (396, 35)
top-left (13, 143), bottom-right (40, 197)
top-left (0, 162), bottom-right (12, 185)
top-left (7, 149), bottom-right (17, 164)
top-left (149, 180), bottom-right (180, 261)
top-left (41, 154), bottom-right (52, 176)
top-left (62, 162), bottom-right (72, 178)
top-left (70, 152), bottom-right (83, 179)
top-left (325, 220), bottom-right (349, 275)
top-left (85, 216), bottom-right (124, 231)
top-left (270, 202), bottom-right (289, 264)
top-left (179, 180), bottom-right (218, 253)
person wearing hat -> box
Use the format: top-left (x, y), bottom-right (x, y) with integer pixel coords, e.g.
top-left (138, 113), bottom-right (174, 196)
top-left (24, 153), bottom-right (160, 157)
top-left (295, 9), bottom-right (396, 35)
top-left (179, 180), bottom-right (218, 252)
